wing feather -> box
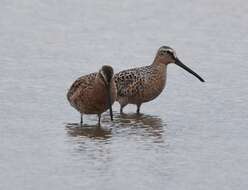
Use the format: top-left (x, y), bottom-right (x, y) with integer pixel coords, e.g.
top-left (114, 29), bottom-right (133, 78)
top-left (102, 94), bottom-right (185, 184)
top-left (67, 72), bottom-right (97, 102)
top-left (114, 67), bottom-right (147, 97)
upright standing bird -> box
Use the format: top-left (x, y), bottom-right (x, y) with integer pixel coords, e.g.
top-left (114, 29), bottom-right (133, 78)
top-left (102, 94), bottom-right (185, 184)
top-left (67, 65), bottom-right (116, 125)
top-left (114, 46), bottom-right (205, 114)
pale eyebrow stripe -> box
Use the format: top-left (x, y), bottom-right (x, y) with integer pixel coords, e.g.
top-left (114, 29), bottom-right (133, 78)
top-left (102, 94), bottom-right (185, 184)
top-left (159, 47), bottom-right (173, 52)
top-left (160, 48), bottom-right (177, 57)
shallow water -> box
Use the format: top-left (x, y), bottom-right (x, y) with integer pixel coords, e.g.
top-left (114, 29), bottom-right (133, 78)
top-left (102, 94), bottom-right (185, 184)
top-left (0, 0), bottom-right (248, 189)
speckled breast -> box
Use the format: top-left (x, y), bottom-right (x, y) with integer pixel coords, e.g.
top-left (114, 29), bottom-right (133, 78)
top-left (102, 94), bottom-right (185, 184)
top-left (130, 64), bottom-right (167, 104)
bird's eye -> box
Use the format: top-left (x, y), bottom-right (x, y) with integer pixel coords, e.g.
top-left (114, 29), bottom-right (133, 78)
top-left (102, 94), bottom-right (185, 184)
top-left (159, 51), bottom-right (166, 55)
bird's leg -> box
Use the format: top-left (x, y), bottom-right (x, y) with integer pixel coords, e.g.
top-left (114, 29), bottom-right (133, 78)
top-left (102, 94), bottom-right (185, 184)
top-left (120, 103), bottom-right (127, 114)
top-left (136, 104), bottom-right (141, 114)
top-left (97, 114), bottom-right (101, 126)
top-left (80, 114), bottom-right (83, 127)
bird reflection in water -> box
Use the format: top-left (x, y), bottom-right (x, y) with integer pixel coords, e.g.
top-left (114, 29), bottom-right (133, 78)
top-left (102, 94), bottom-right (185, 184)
top-left (66, 123), bottom-right (112, 139)
top-left (65, 112), bottom-right (166, 142)
top-left (113, 112), bottom-right (166, 142)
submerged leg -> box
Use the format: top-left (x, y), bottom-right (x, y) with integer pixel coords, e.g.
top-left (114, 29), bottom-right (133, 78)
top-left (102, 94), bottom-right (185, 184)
top-left (97, 114), bottom-right (101, 125)
top-left (136, 104), bottom-right (141, 114)
top-left (120, 104), bottom-right (127, 114)
top-left (80, 114), bottom-right (83, 126)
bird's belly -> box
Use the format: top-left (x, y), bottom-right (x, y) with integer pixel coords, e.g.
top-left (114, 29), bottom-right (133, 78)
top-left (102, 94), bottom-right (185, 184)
top-left (129, 78), bottom-right (166, 104)
top-left (130, 86), bottom-right (165, 104)
top-left (69, 86), bottom-right (116, 115)
top-left (142, 86), bottom-right (164, 102)
top-left (72, 94), bottom-right (109, 114)
top-left (81, 103), bottom-right (108, 114)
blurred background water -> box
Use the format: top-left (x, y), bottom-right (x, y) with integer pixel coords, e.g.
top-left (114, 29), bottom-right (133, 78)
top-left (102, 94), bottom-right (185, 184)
top-left (0, 0), bottom-right (248, 189)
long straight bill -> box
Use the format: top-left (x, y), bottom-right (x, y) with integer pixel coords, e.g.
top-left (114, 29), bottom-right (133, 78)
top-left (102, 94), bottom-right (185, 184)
top-left (107, 85), bottom-right (113, 121)
top-left (175, 58), bottom-right (205, 82)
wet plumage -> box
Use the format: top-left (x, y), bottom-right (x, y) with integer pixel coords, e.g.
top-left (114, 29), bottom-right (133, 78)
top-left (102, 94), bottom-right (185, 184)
top-left (67, 65), bottom-right (117, 125)
top-left (114, 46), bottom-right (204, 114)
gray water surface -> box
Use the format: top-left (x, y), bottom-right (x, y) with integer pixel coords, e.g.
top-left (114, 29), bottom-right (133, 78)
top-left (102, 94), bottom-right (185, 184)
top-left (1, 0), bottom-right (248, 190)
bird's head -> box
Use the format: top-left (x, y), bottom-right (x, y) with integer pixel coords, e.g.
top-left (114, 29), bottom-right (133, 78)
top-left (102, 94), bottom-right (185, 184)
top-left (154, 46), bottom-right (205, 82)
top-left (99, 65), bottom-right (114, 121)
top-left (100, 65), bottom-right (114, 85)
top-left (155, 46), bottom-right (178, 65)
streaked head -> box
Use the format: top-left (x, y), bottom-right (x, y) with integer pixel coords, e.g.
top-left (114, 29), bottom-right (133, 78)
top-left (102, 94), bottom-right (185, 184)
top-left (100, 65), bottom-right (114, 84)
top-left (155, 46), bottom-right (178, 65)
top-left (154, 46), bottom-right (205, 82)
top-left (99, 65), bottom-right (114, 121)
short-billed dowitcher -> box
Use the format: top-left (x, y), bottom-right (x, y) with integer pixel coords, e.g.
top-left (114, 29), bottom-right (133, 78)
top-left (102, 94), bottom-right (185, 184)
top-left (114, 46), bottom-right (205, 114)
top-left (67, 65), bottom-right (116, 125)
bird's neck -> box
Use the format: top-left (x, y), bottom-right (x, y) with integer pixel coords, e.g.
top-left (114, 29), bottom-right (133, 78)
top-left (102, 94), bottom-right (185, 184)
top-left (152, 56), bottom-right (171, 65)
top-left (149, 62), bottom-right (167, 85)
top-left (151, 62), bottom-right (168, 72)
top-left (147, 62), bottom-right (167, 96)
